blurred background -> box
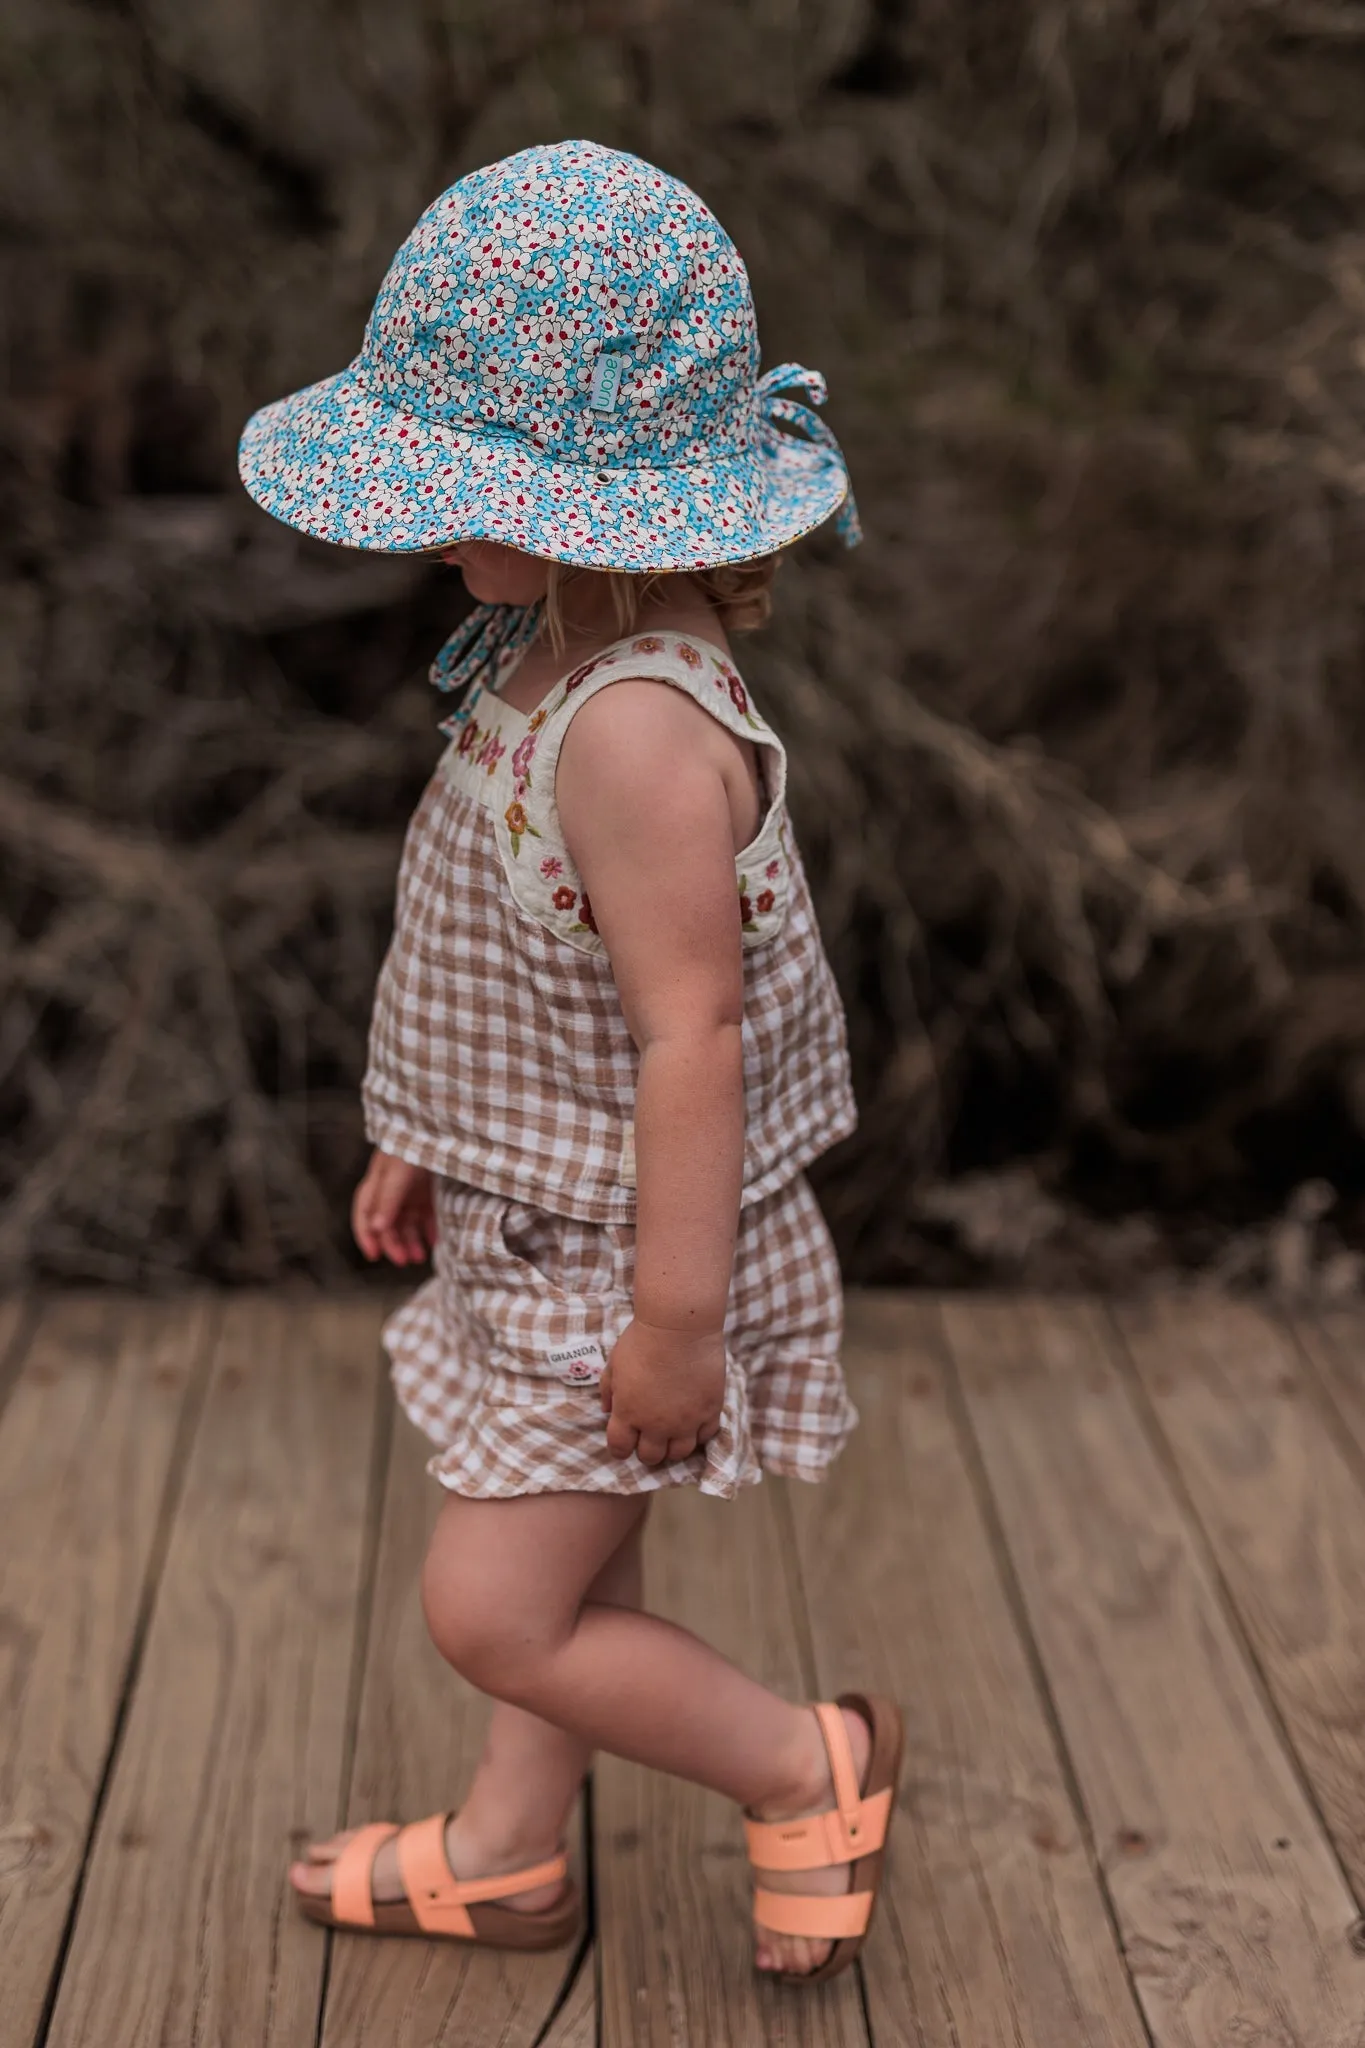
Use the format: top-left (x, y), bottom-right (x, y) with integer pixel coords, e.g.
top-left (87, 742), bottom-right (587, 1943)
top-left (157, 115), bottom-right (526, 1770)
top-left (6, 0), bottom-right (1365, 1294)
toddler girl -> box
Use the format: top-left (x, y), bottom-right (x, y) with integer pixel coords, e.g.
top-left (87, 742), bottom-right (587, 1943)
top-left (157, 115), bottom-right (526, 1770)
top-left (239, 138), bottom-right (902, 1986)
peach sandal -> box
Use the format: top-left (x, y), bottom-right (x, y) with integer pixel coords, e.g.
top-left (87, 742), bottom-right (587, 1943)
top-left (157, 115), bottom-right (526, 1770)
top-left (744, 1692), bottom-right (904, 1985)
top-left (296, 1813), bottom-right (581, 1950)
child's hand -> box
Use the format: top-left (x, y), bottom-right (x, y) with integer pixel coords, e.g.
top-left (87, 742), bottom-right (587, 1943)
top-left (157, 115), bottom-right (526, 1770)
top-left (599, 1318), bottom-right (725, 1466)
top-left (352, 1149), bottom-right (437, 1266)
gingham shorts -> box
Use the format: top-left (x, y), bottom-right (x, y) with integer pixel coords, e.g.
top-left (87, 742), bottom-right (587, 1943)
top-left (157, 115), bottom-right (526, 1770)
top-left (384, 1170), bottom-right (857, 1499)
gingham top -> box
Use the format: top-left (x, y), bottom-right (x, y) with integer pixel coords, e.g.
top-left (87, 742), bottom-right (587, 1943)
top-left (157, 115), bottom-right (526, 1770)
top-left (362, 630), bottom-right (857, 1222)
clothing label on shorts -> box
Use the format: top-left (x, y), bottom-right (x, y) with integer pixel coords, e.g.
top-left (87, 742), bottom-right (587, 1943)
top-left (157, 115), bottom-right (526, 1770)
top-left (546, 1337), bottom-right (607, 1387)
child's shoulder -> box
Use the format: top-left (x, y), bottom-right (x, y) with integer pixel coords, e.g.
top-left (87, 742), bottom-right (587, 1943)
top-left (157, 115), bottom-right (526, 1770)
top-left (551, 630), bottom-right (771, 744)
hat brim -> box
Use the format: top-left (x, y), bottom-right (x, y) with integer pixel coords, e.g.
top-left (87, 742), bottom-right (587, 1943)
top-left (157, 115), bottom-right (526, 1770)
top-left (237, 365), bottom-right (849, 570)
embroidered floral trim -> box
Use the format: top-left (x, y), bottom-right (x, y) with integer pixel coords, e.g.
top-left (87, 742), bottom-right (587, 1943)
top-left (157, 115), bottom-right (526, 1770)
top-left (564, 653), bottom-right (612, 694)
top-left (504, 797), bottom-right (542, 855)
top-left (710, 654), bottom-right (762, 731)
top-left (739, 875), bottom-right (758, 933)
top-left (569, 892), bottom-right (598, 936)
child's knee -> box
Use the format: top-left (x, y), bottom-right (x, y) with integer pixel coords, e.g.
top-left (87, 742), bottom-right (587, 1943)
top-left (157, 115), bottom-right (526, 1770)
top-left (420, 1552), bottom-right (554, 1697)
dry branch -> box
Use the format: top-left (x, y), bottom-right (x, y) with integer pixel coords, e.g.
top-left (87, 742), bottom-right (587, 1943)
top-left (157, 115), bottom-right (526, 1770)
top-left (6, 0), bottom-right (1365, 1285)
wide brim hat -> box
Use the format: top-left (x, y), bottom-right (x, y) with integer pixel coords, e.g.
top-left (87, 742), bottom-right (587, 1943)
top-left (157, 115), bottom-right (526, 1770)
top-left (238, 141), bottom-right (858, 571)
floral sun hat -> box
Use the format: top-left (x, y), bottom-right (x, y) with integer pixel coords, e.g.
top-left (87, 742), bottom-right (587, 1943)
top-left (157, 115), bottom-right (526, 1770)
top-left (238, 139), bottom-right (859, 574)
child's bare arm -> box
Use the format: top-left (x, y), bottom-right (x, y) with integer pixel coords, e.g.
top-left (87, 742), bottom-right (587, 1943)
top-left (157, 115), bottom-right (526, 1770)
top-left (557, 679), bottom-right (745, 1465)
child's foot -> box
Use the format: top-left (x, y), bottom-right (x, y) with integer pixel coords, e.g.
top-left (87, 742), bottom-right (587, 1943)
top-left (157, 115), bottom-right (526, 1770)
top-left (749, 1703), bottom-right (873, 1978)
top-left (289, 1811), bottom-right (568, 1916)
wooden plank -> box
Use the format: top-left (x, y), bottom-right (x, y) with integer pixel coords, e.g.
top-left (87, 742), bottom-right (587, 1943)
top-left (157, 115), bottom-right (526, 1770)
top-left (0, 1294), bottom-right (35, 1409)
top-left (1116, 1294), bottom-right (1365, 1904)
top-left (943, 1295), bottom-right (1365, 2048)
top-left (0, 1294), bottom-right (214, 2047)
top-left (45, 1295), bottom-right (385, 2048)
top-left (319, 1409), bottom-right (586, 2048)
top-left (595, 1483), bottom-right (869, 2048)
top-left (1294, 1304), bottom-right (1365, 1471)
top-left (786, 1292), bottom-right (1148, 2048)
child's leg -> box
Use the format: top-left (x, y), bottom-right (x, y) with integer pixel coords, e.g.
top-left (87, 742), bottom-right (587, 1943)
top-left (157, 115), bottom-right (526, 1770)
top-left (419, 1491), bottom-right (869, 1977)
top-left (291, 1504), bottom-right (646, 1915)
top-left (448, 1501), bottom-right (646, 1881)
top-left (298, 1490), bottom-right (867, 1975)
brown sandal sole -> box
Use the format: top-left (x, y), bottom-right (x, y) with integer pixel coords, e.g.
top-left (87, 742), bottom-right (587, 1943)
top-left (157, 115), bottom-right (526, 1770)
top-left (769, 1690), bottom-right (905, 1988)
top-left (297, 1878), bottom-right (582, 1951)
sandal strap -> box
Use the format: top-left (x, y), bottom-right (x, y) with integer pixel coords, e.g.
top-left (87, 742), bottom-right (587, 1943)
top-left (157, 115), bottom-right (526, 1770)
top-left (396, 1814), bottom-right (568, 1937)
top-left (744, 1783), bottom-right (892, 1870)
top-left (753, 1885), bottom-right (874, 1940)
top-left (331, 1822), bottom-right (399, 1929)
top-left (815, 1702), bottom-right (863, 1838)
top-left (744, 1701), bottom-right (889, 1871)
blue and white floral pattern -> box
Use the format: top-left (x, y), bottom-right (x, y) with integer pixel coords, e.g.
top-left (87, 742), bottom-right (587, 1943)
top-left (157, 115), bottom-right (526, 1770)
top-left (238, 140), bottom-right (859, 569)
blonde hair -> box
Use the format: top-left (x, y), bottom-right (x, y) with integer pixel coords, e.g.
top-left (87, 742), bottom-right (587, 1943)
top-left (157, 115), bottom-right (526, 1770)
top-left (543, 557), bottom-right (778, 655)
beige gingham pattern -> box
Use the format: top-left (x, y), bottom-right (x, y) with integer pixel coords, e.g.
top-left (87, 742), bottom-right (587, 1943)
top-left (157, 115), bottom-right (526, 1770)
top-left (362, 639), bottom-right (858, 1224)
top-left (386, 1169), bottom-right (856, 1498)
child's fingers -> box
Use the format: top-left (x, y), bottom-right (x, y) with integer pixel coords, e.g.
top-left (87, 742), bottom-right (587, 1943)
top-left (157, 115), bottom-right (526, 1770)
top-left (666, 1433), bottom-right (699, 1463)
top-left (635, 1428), bottom-right (669, 1467)
top-left (604, 1408), bottom-right (638, 1460)
top-left (351, 1185), bottom-right (381, 1261)
top-left (598, 1362), bottom-right (613, 1414)
top-left (377, 1220), bottom-right (412, 1266)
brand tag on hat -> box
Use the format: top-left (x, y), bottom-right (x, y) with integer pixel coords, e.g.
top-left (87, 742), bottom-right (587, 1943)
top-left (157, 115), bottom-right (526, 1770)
top-left (589, 352), bottom-right (625, 413)
top-left (546, 1337), bottom-right (607, 1387)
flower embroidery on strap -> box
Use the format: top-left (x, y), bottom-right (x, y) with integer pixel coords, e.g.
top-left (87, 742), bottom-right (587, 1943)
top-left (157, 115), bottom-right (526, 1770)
top-left (564, 653), bottom-right (610, 694)
top-left (504, 797), bottom-right (542, 856)
top-left (569, 892), bottom-right (598, 935)
top-left (631, 634), bottom-right (665, 653)
top-left (735, 869), bottom-right (782, 935)
top-left (540, 854), bottom-right (565, 879)
top-left (713, 656), bottom-right (761, 731)
top-left (677, 641), bottom-right (703, 670)
top-left (512, 730), bottom-right (539, 783)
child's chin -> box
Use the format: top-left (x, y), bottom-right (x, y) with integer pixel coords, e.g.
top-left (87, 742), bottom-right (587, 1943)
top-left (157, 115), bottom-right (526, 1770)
top-left (460, 568), bottom-right (524, 605)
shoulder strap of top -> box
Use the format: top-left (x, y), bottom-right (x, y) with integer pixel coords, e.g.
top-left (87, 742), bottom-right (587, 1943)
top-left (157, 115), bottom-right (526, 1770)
top-left (489, 632), bottom-right (792, 958)
top-left (538, 629), bottom-right (785, 791)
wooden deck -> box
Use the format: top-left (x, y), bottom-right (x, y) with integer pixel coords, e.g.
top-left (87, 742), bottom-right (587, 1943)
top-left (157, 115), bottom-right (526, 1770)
top-left (5, 1292), bottom-right (1365, 2046)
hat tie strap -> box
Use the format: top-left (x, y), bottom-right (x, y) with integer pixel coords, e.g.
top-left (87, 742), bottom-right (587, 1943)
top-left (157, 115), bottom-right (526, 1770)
top-left (756, 364), bottom-right (862, 547)
top-left (430, 599), bottom-right (544, 724)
